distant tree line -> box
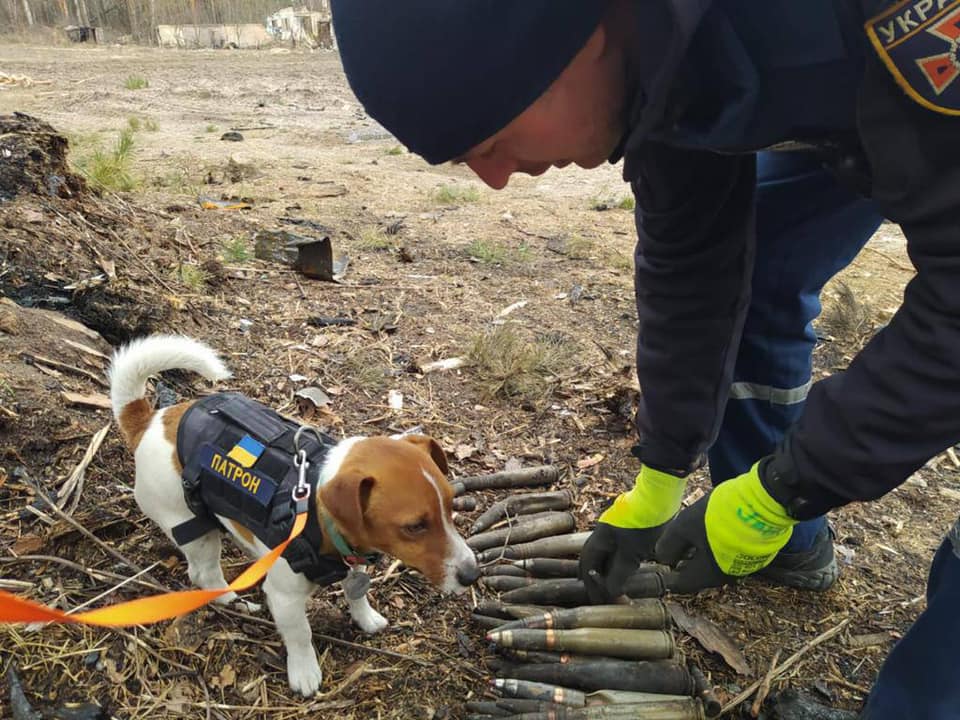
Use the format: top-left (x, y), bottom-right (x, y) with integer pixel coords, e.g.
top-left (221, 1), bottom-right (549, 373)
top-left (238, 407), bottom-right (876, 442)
top-left (2, 0), bottom-right (330, 41)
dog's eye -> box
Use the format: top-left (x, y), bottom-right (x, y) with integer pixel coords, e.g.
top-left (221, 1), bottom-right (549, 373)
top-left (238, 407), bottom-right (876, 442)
top-left (403, 519), bottom-right (428, 536)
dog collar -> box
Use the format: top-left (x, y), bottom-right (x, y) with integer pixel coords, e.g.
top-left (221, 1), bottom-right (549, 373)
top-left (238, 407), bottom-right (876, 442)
top-left (320, 511), bottom-right (378, 566)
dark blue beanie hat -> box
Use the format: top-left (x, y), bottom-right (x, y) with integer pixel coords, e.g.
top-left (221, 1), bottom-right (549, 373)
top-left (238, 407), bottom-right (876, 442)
top-left (331, 1), bottom-right (608, 165)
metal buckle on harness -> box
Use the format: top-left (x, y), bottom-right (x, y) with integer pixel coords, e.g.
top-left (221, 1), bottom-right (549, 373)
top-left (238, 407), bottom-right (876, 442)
top-left (292, 449), bottom-right (311, 514)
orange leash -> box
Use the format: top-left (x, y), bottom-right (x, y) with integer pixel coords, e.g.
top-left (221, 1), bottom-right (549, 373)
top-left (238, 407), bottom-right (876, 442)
top-left (0, 512), bottom-right (307, 627)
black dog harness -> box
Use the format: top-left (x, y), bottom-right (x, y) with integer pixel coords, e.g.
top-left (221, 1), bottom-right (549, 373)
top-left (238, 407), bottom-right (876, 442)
top-left (171, 393), bottom-right (376, 586)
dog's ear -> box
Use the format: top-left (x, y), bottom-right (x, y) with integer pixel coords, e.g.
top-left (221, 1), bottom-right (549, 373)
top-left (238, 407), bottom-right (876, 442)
top-left (401, 434), bottom-right (449, 477)
top-left (319, 470), bottom-right (374, 542)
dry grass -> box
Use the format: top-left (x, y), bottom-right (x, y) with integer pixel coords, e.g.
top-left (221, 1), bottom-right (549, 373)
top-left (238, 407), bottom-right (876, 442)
top-left (433, 184), bottom-right (481, 205)
top-left (467, 325), bottom-right (574, 402)
top-left (821, 282), bottom-right (872, 342)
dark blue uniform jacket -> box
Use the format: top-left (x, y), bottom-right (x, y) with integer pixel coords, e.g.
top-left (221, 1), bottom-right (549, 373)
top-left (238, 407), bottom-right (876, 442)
top-left (622, 0), bottom-right (960, 517)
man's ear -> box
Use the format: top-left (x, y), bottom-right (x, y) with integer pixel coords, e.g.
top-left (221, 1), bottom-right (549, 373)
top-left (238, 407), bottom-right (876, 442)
top-left (319, 470), bottom-right (374, 542)
top-left (401, 434), bottom-right (449, 477)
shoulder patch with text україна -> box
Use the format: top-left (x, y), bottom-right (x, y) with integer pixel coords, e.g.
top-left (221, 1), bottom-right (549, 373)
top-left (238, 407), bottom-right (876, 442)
top-left (866, 0), bottom-right (960, 115)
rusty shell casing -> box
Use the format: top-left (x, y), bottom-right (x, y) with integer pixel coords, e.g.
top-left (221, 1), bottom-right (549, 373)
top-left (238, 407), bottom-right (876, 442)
top-left (453, 496), bottom-right (478, 512)
top-left (468, 513), bottom-right (577, 552)
top-left (689, 664), bottom-right (721, 719)
top-left (471, 490), bottom-right (573, 534)
top-left (483, 576), bottom-right (537, 592)
top-left (454, 465), bottom-right (560, 496)
top-left (494, 703), bottom-right (704, 720)
top-left (493, 679), bottom-right (586, 707)
top-left (482, 564), bottom-right (531, 578)
top-left (490, 661), bottom-right (695, 696)
top-left (564, 699), bottom-right (705, 720)
top-left (499, 650), bottom-right (625, 665)
top-left (495, 602), bottom-right (670, 632)
top-left (477, 532), bottom-right (592, 563)
top-left (511, 558), bottom-right (580, 578)
top-left (586, 690), bottom-right (692, 705)
top-left (464, 701), bottom-right (513, 717)
top-left (488, 628), bottom-right (675, 661)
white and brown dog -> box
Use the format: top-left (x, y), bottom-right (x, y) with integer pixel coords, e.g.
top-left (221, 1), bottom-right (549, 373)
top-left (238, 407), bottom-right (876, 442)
top-left (108, 334), bottom-right (479, 695)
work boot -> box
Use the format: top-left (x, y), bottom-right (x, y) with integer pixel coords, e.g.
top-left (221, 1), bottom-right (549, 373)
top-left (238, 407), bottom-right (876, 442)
top-left (757, 526), bottom-right (839, 591)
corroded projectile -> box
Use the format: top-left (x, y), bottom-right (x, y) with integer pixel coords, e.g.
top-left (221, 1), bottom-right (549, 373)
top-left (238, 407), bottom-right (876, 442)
top-left (453, 465), bottom-right (560, 496)
top-left (500, 574), bottom-right (665, 607)
top-left (468, 513), bottom-right (577, 552)
top-left (499, 650), bottom-right (626, 665)
top-left (493, 678), bottom-right (586, 707)
top-left (474, 602), bottom-right (553, 621)
top-left (482, 564), bottom-right (531, 578)
top-left (464, 701), bottom-right (513, 717)
top-left (496, 699), bottom-right (705, 720)
top-left (453, 495), bottom-right (478, 512)
top-left (495, 602), bottom-right (669, 632)
top-left (488, 628), bottom-right (674, 661)
top-left (471, 490), bottom-right (573, 534)
top-left (476, 532), bottom-right (592, 563)
top-left (511, 558), bottom-right (580, 578)
top-left (689, 664), bottom-right (722, 719)
top-left (483, 576), bottom-right (536, 592)
top-left (586, 690), bottom-right (692, 705)
top-left (496, 699), bottom-right (566, 714)
top-left (491, 661), bottom-right (695, 696)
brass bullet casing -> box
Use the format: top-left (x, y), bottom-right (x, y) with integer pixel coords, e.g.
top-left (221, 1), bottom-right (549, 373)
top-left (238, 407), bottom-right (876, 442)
top-left (488, 628), bottom-right (675, 661)
top-left (471, 490), bottom-right (573, 534)
top-left (495, 602), bottom-right (670, 632)
top-left (490, 661), bottom-right (696, 696)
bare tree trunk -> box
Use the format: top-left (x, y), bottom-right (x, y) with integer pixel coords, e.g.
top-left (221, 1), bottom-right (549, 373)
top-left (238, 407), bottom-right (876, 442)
top-left (148, 0), bottom-right (155, 43)
top-left (125, 0), bottom-right (137, 37)
top-left (21, 0), bottom-right (33, 25)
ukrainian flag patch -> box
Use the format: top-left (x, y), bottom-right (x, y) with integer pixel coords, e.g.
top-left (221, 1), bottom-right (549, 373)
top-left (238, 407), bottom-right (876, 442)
top-left (227, 435), bottom-right (265, 468)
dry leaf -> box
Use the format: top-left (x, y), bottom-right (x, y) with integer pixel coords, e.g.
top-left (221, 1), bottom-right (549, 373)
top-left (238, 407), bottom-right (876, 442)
top-left (12, 535), bottom-right (44, 555)
top-left (215, 664), bottom-right (237, 689)
top-left (667, 601), bottom-right (752, 675)
top-left (454, 444), bottom-right (477, 461)
top-left (576, 453), bottom-right (604, 470)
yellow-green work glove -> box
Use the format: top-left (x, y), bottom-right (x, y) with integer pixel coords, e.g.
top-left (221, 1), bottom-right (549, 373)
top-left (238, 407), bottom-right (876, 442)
top-left (655, 461), bottom-right (797, 593)
top-left (579, 466), bottom-right (686, 603)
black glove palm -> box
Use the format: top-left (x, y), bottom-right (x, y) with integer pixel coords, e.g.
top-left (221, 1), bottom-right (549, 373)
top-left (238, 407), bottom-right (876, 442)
top-left (578, 522), bottom-right (667, 604)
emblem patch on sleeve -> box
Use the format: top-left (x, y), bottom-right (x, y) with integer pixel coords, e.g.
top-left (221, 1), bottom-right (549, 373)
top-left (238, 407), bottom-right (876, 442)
top-left (866, 0), bottom-right (960, 115)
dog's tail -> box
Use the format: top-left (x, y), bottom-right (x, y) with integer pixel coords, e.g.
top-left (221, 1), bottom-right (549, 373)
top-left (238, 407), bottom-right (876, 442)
top-left (109, 335), bottom-right (231, 443)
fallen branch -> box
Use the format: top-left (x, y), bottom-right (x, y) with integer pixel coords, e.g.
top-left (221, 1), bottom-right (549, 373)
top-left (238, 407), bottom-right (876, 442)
top-left (58, 423), bottom-right (110, 514)
top-left (721, 618), bottom-right (850, 715)
top-left (21, 352), bottom-right (109, 388)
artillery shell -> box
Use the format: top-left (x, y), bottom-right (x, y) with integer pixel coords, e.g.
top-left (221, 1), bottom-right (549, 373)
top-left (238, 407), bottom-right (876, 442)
top-left (499, 650), bottom-right (625, 665)
top-left (494, 679), bottom-right (586, 707)
top-left (471, 490), bottom-right (573, 534)
top-left (495, 602), bottom-right (669, 632)
top-left (511, 558), bottom-right (580, 578)
top-left (567, 699), bottom-right (705, 719)
top-left (468, 513), bottom-right (577, 552)
top-left (496, 699), bottom-right (566, 714)
top-left (453, 496), bottom-right (478, 511)
top-left (689, 664), bottom-right (721, 718)
top-left (465, 701), bottom-right (513, 717)
top-left (500, 573), bottom-right (666, 607)
top-left (586, 690), bottom-right (692, 705)
top-left (475, 602), bottom-right (554, 621)
top-left (488, 628), bottom-right (674, 661)
top-left (490, 661), bottom-right (695, 696)
top-left (483, 576), bottom-right (536, 592)
top-left (454, 465), bottom-right (560, 496)
top-left (477, 532), bottom-right (592, 563)
top-left (482, 564), bottom-right (531, 578)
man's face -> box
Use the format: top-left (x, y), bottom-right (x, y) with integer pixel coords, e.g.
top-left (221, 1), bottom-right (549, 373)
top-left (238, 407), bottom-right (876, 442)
top-left (456, 25), bottom-right (626, 189)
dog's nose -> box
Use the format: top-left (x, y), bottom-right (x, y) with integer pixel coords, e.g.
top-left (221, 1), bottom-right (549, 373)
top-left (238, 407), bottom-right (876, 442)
top-left (457, 563), bottom-right (481, 587)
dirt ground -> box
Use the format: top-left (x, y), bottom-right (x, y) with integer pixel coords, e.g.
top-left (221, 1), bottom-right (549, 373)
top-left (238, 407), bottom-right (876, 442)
top-left (0, 43), bottom-right (957, 720)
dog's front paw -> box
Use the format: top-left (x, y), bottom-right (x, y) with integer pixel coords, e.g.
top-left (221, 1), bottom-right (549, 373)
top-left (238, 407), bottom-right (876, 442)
top-left (287, 654), bottom-right (323, 696)
top-left (233, 598), bottom-right (262, 614)
top-left (355, 608), bottom-right (389, 634)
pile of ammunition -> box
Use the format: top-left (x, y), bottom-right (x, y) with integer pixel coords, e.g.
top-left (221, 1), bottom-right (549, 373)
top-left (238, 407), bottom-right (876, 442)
top-left (458, 482), bottom-right (721, 720)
